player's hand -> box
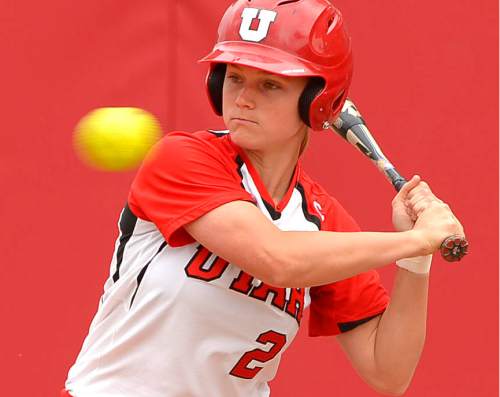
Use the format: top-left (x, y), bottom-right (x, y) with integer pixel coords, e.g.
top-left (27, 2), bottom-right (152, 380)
top-left (403, 179), bottom-right (464, 255)
top-left (391, 175), bottom-right (421, 232)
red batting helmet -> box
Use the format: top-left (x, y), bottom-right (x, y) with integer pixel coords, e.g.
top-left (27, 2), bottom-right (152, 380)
top-left (199, 0), bottom-right (353, 131)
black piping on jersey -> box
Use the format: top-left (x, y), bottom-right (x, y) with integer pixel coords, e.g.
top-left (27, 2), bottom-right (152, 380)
top-left (235, 155), bottom-right (246, 189)
top-left (112, 203), bottom-right (138, 283)
top-left (262, 200), bottom-right (281, 221)
top-left (129, 241), bottom-right (168, 308)
top-left (296, 183), bottom-right (322, 230)
top-left (235, 155), bottom-right (281, 220)
top-left (338, 310), bottom-right (385, 333)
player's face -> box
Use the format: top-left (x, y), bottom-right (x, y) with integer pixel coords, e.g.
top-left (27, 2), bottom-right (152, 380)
top-left (222, 64), bottom-right (308, 153)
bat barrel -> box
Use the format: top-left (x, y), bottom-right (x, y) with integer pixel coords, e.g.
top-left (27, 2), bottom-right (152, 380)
top-left (329, 123), bottom-right (407, 192)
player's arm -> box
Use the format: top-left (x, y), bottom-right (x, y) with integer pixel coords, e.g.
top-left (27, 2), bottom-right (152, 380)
top-left (330, 179), bottom-right (442, 396)
top-left (184, 194), bottom-right (454, 288)
top-left (136, 134), bottom-right (460, 288)
top-left (334, 268), bottom-right (428, 396)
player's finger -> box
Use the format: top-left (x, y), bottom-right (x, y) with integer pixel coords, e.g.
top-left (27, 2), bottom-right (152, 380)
top-left (408, 194), bottom-right (436, 213)
top-left (408, 186), bottom-right (443, 205)
top-left (408, 191), bottom-right (441, 213)
top-left (412, 198), bottom-right (434, 215)
top-left (407, 191), bottom-right (428, 205)
top-left (408, 192), bottom-right (433, 207)
top-left (404, 203), bottom-right (418, 221)
top-left (393, 175), bottom-right (420, 205)
top-left (406, 180), bottom-right (434, 201)
top-left (400, 175), bottom-right (421, 195)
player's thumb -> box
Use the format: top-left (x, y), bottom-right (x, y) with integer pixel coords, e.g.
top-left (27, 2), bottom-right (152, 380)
top-left (394, 175), bottom-right (421, 202)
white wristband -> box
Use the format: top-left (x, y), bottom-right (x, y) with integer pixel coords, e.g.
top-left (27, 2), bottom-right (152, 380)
top-left (396, 255), bottom-right (433, 274)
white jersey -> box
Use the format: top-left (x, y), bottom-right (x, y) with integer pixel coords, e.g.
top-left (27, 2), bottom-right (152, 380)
top-left (65, 130), bottom-right (389, 397)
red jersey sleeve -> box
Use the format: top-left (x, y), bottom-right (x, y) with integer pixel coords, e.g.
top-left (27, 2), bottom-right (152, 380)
top-left (308, 195), bottom-right (390, 337)
top-left (128, 131), bottom-right (255, 247)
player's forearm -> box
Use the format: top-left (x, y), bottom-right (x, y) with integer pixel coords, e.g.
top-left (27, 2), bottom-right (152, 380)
top-left (371, 268), bottom-right (429, 395)
top-left (269, 230), bottom-right (428, 287)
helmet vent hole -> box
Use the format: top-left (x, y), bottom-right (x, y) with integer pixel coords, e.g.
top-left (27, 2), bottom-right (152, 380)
top-left (278, 0), bottom-right (301, 6)
top-left (327, 15), bottom-right (339, 34)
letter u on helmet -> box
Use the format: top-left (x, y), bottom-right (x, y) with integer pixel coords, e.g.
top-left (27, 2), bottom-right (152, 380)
top-left (199, 0), bottom-right (353, 131)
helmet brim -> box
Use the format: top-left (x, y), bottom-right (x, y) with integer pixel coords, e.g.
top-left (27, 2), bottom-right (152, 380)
top-left (199, 41), bottom-right (321, 78)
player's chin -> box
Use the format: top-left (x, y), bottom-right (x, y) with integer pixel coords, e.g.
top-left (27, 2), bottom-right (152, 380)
top-left (229, 127), bottom-right (263, 151)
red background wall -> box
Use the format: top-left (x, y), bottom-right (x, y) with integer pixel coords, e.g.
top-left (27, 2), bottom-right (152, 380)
top-left (1, 1), bottom-right (498, 396)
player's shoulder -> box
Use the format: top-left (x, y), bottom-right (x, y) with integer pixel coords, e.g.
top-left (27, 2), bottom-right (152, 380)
top-left (298, 171), bottom-right (342, 210)
top-left (298, 171), bottom-right (360, 232)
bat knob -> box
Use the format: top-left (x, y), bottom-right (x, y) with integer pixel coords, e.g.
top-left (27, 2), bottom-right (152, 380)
top-left (440, 235), bottom-right (469, 262)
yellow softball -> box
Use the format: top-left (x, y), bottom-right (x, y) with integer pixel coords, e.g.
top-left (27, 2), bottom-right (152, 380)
top-left (74, 107), bottom-right (162, 171)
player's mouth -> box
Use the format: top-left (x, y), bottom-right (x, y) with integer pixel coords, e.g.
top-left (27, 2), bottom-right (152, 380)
top-left (231, 117), bottom-right (258, 125)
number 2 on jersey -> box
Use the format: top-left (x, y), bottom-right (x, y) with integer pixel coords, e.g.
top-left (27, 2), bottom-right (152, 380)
top-left (230, 330), bottom-right (287, 379)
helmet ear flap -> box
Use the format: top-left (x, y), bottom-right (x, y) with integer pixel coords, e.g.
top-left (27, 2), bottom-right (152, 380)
top-left (298, 77), bottom-right (325, 128)
top-left (207, 63), bottom-right (227, 116)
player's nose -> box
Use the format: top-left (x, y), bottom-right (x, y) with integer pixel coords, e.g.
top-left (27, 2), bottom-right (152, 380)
top-left (235, 85), bottom-right (256, 110)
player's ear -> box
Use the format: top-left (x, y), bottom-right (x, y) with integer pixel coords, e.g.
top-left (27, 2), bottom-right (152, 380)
top-left (207, 63), bottom-right (227, 116)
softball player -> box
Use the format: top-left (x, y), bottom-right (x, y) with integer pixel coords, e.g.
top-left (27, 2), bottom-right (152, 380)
top-left (63, 0), bottom-right (463, 396)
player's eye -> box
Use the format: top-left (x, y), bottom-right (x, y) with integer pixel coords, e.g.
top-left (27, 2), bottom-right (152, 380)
top-left (263, 80), bottom-right (281, 90)
top-left (226, 74), bottom-right (242, 84)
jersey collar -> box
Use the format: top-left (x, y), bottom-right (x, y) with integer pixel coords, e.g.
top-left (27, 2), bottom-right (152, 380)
top-left (227, 135), bottom-right (301, 213)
